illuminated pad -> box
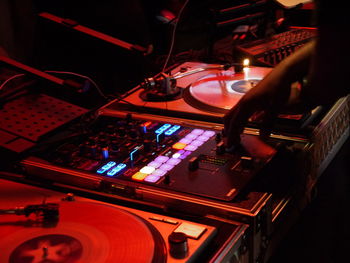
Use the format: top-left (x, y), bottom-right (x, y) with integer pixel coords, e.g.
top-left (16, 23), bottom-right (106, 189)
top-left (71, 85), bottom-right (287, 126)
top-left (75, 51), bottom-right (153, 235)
top-left (184, 145), bottom-right (197, 151)
top-left (154, 156), bottom-right (169, 163)
top-left (106, 163), bottom-right (126, 176)
top-left (132, 172), bottom-right (148, 181)
top-left (144, 175), bottom-right (160, 183)
top-left (155, 123), bottom-right (171, 134)
top-left (191, 129), bottom-right (204, 135)
top-left (151, 169), bottom-right (167, 177)
top-left (128, 126), bottom-right (216, 183)
top-left (96, 161), bottom-right (116, 174)
top-left (164, 125), bottom-right (181, 135)
top-left (95, 123), bottom-right (216, 185)
top-left (140, 166), bottom-right (156, 174)
top-left (172, 142), bottom-right (187, 150)
top-left (167, 158), bottom-right (181, 166)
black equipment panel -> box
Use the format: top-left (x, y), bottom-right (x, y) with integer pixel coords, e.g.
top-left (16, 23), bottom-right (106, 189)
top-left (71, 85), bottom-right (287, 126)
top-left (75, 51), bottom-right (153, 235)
top-left (236, 28), bottom-right (317, 66)
top-left (21, 114), bottom-right (278, 201)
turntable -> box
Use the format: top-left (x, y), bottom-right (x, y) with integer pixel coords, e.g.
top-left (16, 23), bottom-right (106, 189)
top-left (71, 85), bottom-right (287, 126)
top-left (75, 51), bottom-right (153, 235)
top-left (104, 61), bottom-right (318, 138)
top-left (105, 62), bottom-right (272, 123)
top-left (0, 179), bottom-right (249, 263)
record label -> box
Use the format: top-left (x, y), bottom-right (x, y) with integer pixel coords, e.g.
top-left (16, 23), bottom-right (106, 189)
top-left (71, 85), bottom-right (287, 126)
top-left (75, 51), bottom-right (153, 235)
top-left (187, 67), bottom-right (272, 112)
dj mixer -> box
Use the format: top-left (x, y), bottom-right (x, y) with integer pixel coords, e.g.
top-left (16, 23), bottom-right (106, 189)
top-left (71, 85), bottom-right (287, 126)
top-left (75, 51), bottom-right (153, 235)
top-left (20, 114), bottom-right (278, 202)
top-left (235, 27), bottom-right (317, 66)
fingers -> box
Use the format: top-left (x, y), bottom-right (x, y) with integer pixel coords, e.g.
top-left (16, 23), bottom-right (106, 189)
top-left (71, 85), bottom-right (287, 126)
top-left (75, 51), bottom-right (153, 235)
top-left (224, 92), bottom-right (287, 147)
top-left (224, 99), bottom-right (257, 148)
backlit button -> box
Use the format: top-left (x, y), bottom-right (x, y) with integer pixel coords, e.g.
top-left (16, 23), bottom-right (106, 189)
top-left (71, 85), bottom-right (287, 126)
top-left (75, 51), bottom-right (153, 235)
top-left (164, 125), bottom-right (181, 135)
top-left (132, 172), bottom-right (148, 181)
top-left (140, 166), bottom-right (156, 174)
top-left (179, 151), bottom-right (192, 159)
top-left (159, 163), bottom-right (175, 171)
top-left (151, 169), bottom-right (167, 177)
top-left (106, 163), bottom-right (127, 176)
top-left (172, 152), bottom-right (181, 159)
top-left (184, 145), bottom-right (198, 151)
top-left (154, 156), bottom-right (169, 163)
top-left (179, 138), bottom-right (192, 144)
top-left (191, 129), bottom-right (204, 135)
top-left (167, 158), bottom-right (181, 166)
top-left (203, 130), bottom-right (215, 137)
top-left (144, 175), bottom-right (160, 183)
top-left (155, 123), bottom-right (172, 134)
top-left (197, 135), bottom-right (210, 142)
top-left (184, 134), bottom-right (197, 140)
top-left (191, 140), bottom-right (204, 147)
top-left (172, 142), bottom-right (187, 150)
top-left (96, 161), bottom-right (116, 174)
top-left (148, 161), bottom-right (162, 168)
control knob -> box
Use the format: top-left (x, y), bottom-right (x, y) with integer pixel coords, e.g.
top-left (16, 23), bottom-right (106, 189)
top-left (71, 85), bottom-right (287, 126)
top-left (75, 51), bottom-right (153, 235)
top-left (216, 141), bottom-right (226, 155)
top-left (168, 232), bottom-right (188, 259)
top-left (188, 156), bottom-right (199, 171)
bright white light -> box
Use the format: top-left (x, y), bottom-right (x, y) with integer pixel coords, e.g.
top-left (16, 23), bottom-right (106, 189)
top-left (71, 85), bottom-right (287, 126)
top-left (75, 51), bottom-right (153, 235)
top-left (172, 153), bottom-right (181, 159)
top-left (243, 58), bottom-right (250, 67)
top-left (140, 166), bottom-right (156, 174)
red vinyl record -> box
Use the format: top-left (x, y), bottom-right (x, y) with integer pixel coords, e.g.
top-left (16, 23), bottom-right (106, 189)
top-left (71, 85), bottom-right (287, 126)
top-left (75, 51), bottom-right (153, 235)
top-left (0, 201), bottom-right (166, 263)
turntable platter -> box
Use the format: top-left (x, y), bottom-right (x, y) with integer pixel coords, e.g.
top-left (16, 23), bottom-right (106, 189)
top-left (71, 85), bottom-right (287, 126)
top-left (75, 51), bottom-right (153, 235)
top-left (0, 201), bottom-right (166, 263)
top-left (186, 67), bottom-right (272, 113)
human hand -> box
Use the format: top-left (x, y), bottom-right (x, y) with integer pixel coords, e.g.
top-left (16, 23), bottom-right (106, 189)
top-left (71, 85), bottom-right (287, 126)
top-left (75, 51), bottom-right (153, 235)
top-left (223, 41), bottom-right (315, 149)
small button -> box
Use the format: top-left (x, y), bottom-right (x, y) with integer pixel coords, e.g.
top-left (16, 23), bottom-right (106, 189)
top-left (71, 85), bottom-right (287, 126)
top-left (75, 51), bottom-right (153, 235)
top-left (163, 218), bottom-right (179, 225)
top-left (149, 216), bottom-right (163, 222)
top-left (173, 222), bottom-right (207, 239)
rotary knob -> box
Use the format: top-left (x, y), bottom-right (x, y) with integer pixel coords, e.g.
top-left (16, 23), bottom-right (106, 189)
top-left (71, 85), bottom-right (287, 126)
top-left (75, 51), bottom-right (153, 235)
top-left (216, 141), bottom-right (226, 155)
top-left (168, 232), bottom-right (188, 259)
top-left (188, 156), bottom-right (199, 171)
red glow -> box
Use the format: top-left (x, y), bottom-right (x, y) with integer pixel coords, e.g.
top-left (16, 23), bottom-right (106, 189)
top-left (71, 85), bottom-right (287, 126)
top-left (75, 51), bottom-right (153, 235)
top-left (143, 121), bottom-right (152, 127)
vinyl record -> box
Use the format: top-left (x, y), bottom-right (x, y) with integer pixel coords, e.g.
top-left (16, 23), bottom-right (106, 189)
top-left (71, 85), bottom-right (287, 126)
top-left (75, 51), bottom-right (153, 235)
top-left (0, 201), bottom-right (166, 263)
top-left (185, 67), bottom-right (272, 113)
